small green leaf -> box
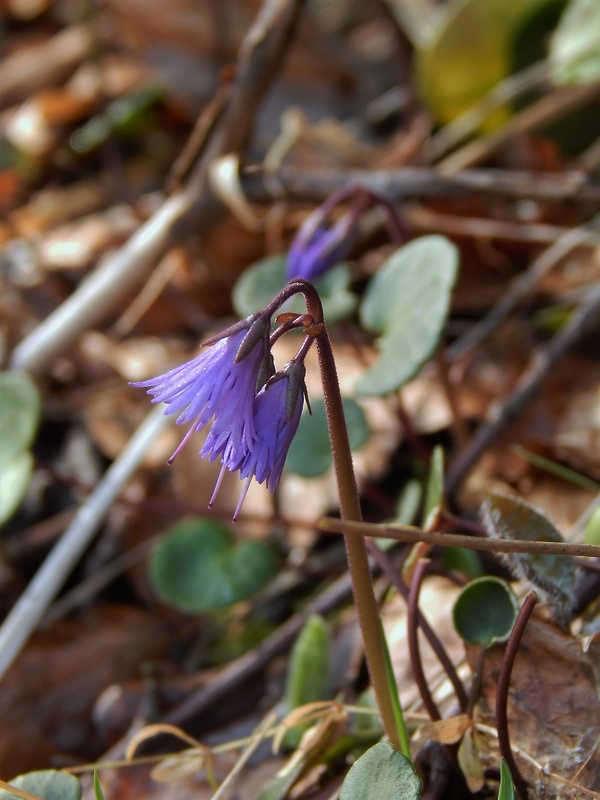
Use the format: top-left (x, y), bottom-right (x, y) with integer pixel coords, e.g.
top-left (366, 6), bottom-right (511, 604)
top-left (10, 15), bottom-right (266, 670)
top-left (481, 491), bottom-right (576, 625)
top-left (391, 480), bottom-right (423, 526)
top-left (453, 577), bottom-right (518, 649)
top-left (286, 397), bottom-right (369, 478)
top-left (150, 518), bottom-right (279, 612)
top-left (457, 728), bottom-right (485, 794)
top-left (0, 451), bottom-right (34, 527)
top-left (550, 0), bottom-right (600, 85)
top-left (340, 742), bottom-right (421, 800)
top-left (424, 445), bottom-right (445, 528)
top-left (498, 759), bottom-right (516, 800)
top-left (92, 773), bottom-right (104, 800)
top-left (443, 547), bottom-right (484, 579)
top-left (0, 371), bottom-right (40, 463)
top-left (356, 237), bottom-right (458, 396)
top-left (0, 771), bottom-right (82, 800)
top-left (415, 0), bottom-right (556, 126)
top-left (283, 614), bottom-right (331, 748)
top-left (232, 255), bottom-right (355, 322)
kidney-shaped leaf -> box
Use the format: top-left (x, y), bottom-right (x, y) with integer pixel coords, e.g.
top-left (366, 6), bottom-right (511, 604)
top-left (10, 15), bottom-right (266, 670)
top-left (357, 236), bottom-right (458, 395)
top-left (481, 491), bottom-right (576, 625)
top-left (286, 397), bottom-right (369, 478)
top-left (453, 577), bottom-right (518, 649)
top-left (0, 771), bottom-right (81, 800)
top-left (340, 742), bottom-right (421, 800)
top-left (150, 518), bottom-right (279, 612)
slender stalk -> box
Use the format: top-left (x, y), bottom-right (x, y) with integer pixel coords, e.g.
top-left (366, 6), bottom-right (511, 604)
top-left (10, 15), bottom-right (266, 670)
top-left (292, 280), bottom-right (403, 752)
top-left (496, 592), bottom-right (537, 800)
top-left (366, 540), bottom-right (468, 712)
top-left (407, 559), bottom-right (442, 722)
top-left (318, 518), bottom-right (600, 559)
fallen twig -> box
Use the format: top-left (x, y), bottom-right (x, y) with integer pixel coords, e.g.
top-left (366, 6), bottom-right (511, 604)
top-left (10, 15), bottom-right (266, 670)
top-left (319, 517), bottom-right (600, 559)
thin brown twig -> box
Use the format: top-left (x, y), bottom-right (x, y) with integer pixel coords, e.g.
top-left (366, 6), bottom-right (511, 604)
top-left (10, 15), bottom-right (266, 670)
top-left (407, 559), bottom-right (441, 721)
top-left (437, 81), bottom-right (600, 175)
top-left (319, 517), bottom-right (600, 559)
top-left (447, 216), bottom-right (600, 361)
top-left (496, 592), bottom-right (537, 800)
top-left (241, 163), bottom-right (600, 205)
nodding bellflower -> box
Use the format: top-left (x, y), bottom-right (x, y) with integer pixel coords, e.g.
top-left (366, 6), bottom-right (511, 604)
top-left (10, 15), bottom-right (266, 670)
top-left (132, 303), bottom-right (309, 518)
top-left (131, 314), bottom-right (273, 466)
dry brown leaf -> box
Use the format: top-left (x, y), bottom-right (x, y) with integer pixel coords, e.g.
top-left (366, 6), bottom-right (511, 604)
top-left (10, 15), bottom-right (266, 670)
top-left (476, 618), bottom-right (600, 798)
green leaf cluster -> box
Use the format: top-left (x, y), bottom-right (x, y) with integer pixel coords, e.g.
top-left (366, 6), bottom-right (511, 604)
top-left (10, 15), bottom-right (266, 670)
top-left (150, 518), bottom-right (279, 612)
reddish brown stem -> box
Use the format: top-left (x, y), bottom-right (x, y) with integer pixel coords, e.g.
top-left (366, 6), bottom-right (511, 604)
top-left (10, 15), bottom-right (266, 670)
top-left (407, 559), bottom-right (442, 721)
top-left (496, 592), bottom-right (537, 799)
top-left (366, 540), bottom-right (468, 712)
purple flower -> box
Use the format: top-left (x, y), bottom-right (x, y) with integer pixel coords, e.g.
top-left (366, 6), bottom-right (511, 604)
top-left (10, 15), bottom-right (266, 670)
top-left (287, 207), bottom-right (357, 283)
top-left (131, 315), bottom-right (272, 463)
top-left (287, 186), bottom-right (404, 283)
top-left (220, 360), bottom-right (305, 520)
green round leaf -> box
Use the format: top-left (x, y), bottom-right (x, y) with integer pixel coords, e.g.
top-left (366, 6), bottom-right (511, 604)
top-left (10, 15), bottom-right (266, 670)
top-left (550, 0), bottom-right (600, 85)
top-left (340, 742), bottom-right (422, 800)
top-left (0, 371), bottom-right (40, 463)
top-left (150, 518), bottom-right (279, 612)
top-left (453, 577), bottom-right (518, 649)
top-left (0, 451), bottom-right (34, 527)
top-left (415, 0), bottom-right (555, 126)
top-left (232, 255), bottom-right (355, 323)
top-left (357, 236), bottom-right (458, 396)
top-left (0, 771), bottom-right (82, 800)
top-left (286, 397), bottom-right (369, 478)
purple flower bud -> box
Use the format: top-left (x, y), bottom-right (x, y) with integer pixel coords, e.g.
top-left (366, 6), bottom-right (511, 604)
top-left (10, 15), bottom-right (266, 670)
top-left (231, 361), bottom-right (306, 520)
top-left (287, 208), bottom-right (356, 283)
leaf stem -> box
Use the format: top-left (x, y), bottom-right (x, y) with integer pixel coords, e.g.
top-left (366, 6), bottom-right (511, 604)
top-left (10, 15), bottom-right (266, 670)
top-left (407, 559), bottom-right (442, 722)
top-left (496, 592), bottom-right (537, 800)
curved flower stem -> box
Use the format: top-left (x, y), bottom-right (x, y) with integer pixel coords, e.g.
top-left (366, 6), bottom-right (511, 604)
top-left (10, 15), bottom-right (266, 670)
top-left (407, 559), bottom-right (442, 722)
top-left (496, 592), bottom-right (537, 800)
top-left (288, 279), bottom-right (403, 753)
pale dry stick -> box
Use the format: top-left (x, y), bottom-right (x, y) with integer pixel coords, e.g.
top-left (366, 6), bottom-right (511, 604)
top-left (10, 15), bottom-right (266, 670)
top-left (10, 190), bottom-right (194, 373)
top-left (381, 0), bottom-right (438, 45)
top-left (10, 0), bottom-right (306, 374)
top-left (210, 711), bottom-right (278, 800)
top-left (438, 81), bottom-right (600, 175)
top-left (404, 205), bottom-right (600, 246)
top-left (446, 281), bottom-right (600, 494)
top-left (242, 164), bottom-right (600, 205)
top-left (0, 405), bottom-right (170, 683)
top-left (447, 217), bottom-right (600, 362)
top-left (318, 517), bottom-right (600, 559)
